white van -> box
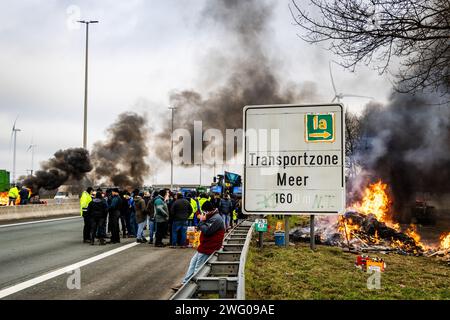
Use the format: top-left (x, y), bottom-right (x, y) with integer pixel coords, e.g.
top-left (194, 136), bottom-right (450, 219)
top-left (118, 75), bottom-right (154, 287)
top-left (54, 185), bottom-right (78, 203)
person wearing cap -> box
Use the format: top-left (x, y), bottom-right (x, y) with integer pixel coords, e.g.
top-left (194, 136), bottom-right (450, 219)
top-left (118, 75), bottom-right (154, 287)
top-left (80, 187), bottom-right (93, 243)
top-left (145, 190), bottom-right (158, 244)
top-left (108, 188), bottom-right (122, 243)
top-left (135, 191), bottom-right (147, 243)
top-left (170, 192), bottom-right (192, 247)
top-left (86, 192), bottom-right (108, 245)
top-left (172, 201), bottom-right (225, 291)
top-left (154, 189), bottom-right (170, 247)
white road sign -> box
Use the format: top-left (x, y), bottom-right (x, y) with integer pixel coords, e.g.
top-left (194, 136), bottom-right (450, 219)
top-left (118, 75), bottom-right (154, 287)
top-left (243, 104), bottom-right (345, 215)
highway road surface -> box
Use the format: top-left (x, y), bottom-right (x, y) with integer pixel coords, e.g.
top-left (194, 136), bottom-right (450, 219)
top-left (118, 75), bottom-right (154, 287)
top-left (0, 217), bottom-right (195, 299)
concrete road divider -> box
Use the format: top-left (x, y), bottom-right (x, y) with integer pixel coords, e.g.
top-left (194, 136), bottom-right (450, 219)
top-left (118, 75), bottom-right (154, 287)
top-left (0, 203), bottom-right (79, 222)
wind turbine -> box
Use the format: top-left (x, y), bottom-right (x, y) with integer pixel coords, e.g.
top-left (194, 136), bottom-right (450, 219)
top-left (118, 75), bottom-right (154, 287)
top-left (10, 117), bottom-right (21, 184)
top-left (27, 138), bottom-right (37, 176)
top-left (329, 61), bottom-right (374, 103)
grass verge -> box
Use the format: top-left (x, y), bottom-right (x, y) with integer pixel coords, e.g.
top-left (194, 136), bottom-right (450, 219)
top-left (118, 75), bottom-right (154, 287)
top-left (245, 242), bottom-right (449, 300)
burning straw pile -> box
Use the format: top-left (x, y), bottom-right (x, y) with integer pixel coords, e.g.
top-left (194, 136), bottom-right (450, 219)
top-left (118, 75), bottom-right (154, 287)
top-left (290, 181), bottom-right (450, 262)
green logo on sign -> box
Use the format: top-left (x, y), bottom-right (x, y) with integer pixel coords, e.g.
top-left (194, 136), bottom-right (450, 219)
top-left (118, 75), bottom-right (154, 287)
top-left (305, 113), bottom-right (335, 142)
top-left (255, 219), bottom-right (268, 232)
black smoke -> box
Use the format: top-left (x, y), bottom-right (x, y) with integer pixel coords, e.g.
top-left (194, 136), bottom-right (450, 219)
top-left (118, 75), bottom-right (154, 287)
top-left (155, 0), bottom-right (318, 163)
top-left (24, 148), bottom-right (92, 192)
top-left (354, 93), bottom-right (450, 221)
top-left (91, 112), bottom-right (149, 188)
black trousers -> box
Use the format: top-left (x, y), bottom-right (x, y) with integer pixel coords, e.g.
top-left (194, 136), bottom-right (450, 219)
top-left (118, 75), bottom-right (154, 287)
top-left (83, 213), bottom-right (91, 241)
top-left (90, 216), bottom-right (105, 242)
top-left (119, 214), bottom-right (127, 235)
top-left (109, 211), bottom-right (121, 243)
top-left (155, 221), bottom-right (168, 245)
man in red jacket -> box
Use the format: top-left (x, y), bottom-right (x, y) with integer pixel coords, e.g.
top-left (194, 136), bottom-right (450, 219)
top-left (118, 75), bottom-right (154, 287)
top-left (172, 201), bottom-right (225, 291)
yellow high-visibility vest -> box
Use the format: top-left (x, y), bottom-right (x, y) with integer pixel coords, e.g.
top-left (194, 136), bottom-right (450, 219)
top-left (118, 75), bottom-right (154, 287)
top-left (198, 197), bottom-right (208, 212)
top-left (8, 187), bottom-right (19, 199)
top-left (189, 198), bottom-right (198, 220)
top-left (80, 191), bottom-right (92, 216)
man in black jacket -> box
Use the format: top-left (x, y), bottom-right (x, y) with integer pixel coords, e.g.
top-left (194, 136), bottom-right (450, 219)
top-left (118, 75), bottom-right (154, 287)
top-left (170, 193), bottom-right (192, 247)
top-left (87, 192), bottom-right (108, 245)
top-left (108, 188), bottom-right (122, 244)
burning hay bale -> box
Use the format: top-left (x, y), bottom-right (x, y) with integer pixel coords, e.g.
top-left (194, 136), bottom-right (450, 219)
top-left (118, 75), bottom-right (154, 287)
top-left (289, 212), bottom-right (424, 255)
top-left (339, 211), bottom-right (424, 255)
top-left (426, 233), bottom-right (450, 264)
top-left (289, 181), bottom-right (450, 257)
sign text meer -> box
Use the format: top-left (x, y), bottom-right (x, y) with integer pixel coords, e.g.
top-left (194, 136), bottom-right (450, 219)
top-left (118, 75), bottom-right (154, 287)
top-left (243, 104), bottom-right (345, 214)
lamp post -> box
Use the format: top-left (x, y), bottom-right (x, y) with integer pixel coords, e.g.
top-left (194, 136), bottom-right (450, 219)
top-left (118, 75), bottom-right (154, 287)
top-left (78, 20), bottom-right (98, 149)
top-left (169, 106), bottom-right (177, 190)
top-left (12, 126), bottom-right (21, 184)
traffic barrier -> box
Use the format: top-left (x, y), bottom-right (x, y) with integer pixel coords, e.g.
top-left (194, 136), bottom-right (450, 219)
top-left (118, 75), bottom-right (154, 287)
top-left (0, 203), bottom-right (79, 222)
top-left (171, 219), bottom-right (254, 300)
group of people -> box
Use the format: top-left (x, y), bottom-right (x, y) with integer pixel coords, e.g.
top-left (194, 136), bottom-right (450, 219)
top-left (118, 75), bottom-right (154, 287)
top-left (80, 186), bottom-right (244, 248)
top-left (6, 184), bottom-right (32, 206)
top-left (80, 186), bottom-right (245, 291)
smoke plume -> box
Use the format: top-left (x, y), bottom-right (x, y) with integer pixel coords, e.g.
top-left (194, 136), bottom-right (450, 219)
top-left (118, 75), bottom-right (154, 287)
top-left (24, 148), bottom-right (92, 192)
top-left (353, 93), bottom-right (450, 220)
top-left (91, 112), bottom-right (150, 188)
top-left (155, 0), bottom-right (318, 163)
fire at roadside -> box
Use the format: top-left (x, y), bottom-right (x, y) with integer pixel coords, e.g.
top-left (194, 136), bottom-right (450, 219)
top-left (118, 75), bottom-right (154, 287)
top-left (290, 181), bottom-right (450, 263)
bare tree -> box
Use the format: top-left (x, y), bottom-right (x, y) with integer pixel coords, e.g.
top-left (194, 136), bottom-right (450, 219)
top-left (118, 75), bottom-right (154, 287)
top-left (345, 111), bottom-right (362, 178)
top-left (290, 0), bottom-right (450, 97)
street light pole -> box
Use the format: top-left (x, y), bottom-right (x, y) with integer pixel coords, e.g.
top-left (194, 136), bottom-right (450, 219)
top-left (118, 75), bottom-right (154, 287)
top-left (169, 106), bottom-right (177, 191)
top-left (12, 127), bottom-right (21, 184)
top-left (199, 162), bottom-right (202, 187)
top-left (78, 20), bottom-right (98, 149)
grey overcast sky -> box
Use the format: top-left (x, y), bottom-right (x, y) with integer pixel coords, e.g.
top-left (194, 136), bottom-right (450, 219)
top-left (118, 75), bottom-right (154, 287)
top-left (0, 0), bottom-right (393, 185)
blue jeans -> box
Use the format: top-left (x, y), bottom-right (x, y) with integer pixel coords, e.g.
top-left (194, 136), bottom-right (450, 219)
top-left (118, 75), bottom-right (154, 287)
top-left (221, 213), bottom-right (230, 228)
top-left (129, 211), bottom-right (137, 236)
top-left (148, 218), bottom-right (155, 241)
top-left (171, 220), bottom-right (187, 246)
top-left (182, 252), bottom-right (210, 284)
top-left (137, 221), bottom-right (146, 240)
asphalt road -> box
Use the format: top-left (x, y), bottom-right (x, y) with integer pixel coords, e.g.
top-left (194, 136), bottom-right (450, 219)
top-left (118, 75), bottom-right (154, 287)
top-left (0, 217), bottom-right (195, 299)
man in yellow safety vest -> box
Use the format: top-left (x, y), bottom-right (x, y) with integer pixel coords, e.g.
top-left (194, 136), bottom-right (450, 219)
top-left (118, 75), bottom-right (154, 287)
top-left (80, 187), bottom-right (93, 243)
top-left (8, 185), bottom-right (19, 206)
top-left (188, 193), bottom-right (198, 226)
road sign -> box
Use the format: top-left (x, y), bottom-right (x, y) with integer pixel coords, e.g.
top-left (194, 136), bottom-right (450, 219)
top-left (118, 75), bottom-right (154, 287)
top-left (243, 103), bottom-right (345, 215)
top-left (255, 219), bottom-right (268, 232)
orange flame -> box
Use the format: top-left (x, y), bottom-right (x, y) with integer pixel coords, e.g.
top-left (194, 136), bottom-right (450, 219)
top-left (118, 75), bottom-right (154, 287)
top-left (440, 233), bottom-right (450, 250)
top-left (354, 181), bottom-right (390, 221)
top-left (0, 192), bottom-right (8, 206)
top-left (352, 181), bottom-right (400, 231)
top-left (406, 224), bottom-right (423, 248)
top-left (344, 180), bottom-right (430, 251)
top-left (0, 192), bottom-right (20, 206)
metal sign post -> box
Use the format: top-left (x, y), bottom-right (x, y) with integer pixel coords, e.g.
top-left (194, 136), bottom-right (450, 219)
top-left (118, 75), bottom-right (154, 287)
top-left (258, 231), bottom-right (264, 249)
top-left (310, 215), bottom-right (315, 250)
top-left (284, 215), bottom-right (289, 248)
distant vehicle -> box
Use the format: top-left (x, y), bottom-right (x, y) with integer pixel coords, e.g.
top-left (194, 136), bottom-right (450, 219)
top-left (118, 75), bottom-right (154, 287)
top-left (0, 169), bottom-right (10, 192)
top-left (54, 191), bottom-right (72, 200)
top-left (412, 200), bottom-right (436, 225)
top-left (54, 185), bottom-right (78, 203)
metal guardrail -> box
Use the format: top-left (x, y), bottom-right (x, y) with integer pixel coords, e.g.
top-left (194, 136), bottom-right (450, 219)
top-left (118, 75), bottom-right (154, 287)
top-left (170, 219), bottom-right (254, 300)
